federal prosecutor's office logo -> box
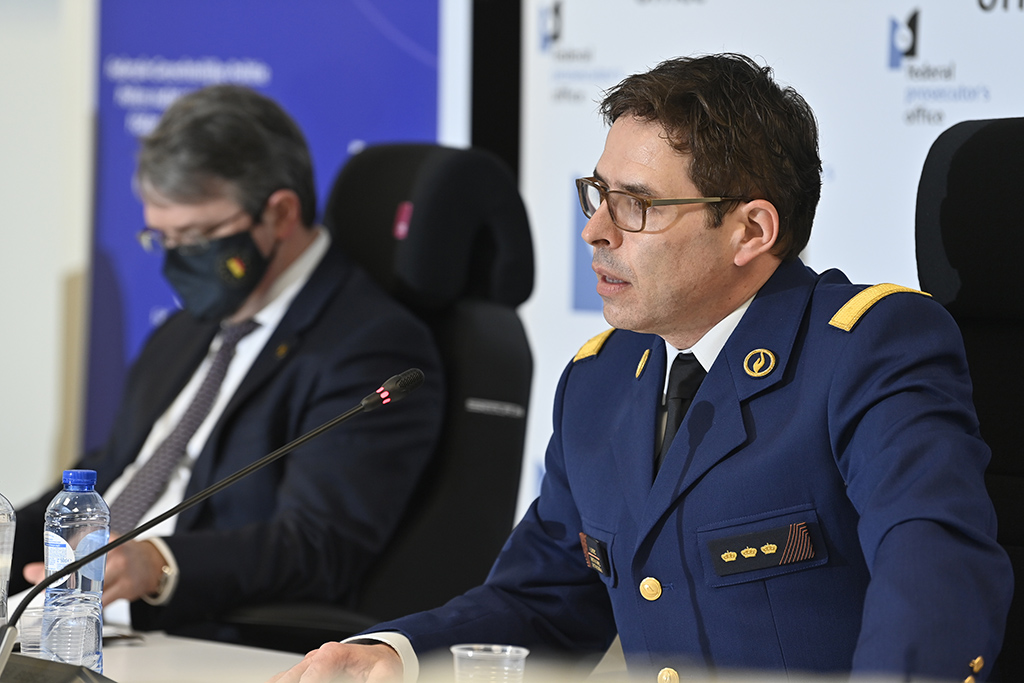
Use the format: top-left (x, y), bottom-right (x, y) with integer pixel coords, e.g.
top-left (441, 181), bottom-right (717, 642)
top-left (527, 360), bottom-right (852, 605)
top-left (888, 9), bottom-right (918, 69)
top-left (539, 1), bottom-right (562, 52)
top-left (888, 7), bottom-right (993, 126)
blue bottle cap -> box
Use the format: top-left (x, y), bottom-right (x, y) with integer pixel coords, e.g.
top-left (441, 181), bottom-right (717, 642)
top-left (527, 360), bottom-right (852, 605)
top-left (62, 469), bottom-right (97, 489)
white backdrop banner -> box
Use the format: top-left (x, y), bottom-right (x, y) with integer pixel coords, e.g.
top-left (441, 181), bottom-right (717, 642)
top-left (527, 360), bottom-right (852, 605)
top-left (515, 0), bottom-right (1024, 514)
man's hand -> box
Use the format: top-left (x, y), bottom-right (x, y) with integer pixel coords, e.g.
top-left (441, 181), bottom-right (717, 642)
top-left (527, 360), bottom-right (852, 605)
top-left (22, 561), bottom-right (45, 586)
top-left (22, 538), bottom-right (165, 604)
top-left (267, 642), bottom-right (403, 683)
top-left (102, 539), bottom-right (166, 604)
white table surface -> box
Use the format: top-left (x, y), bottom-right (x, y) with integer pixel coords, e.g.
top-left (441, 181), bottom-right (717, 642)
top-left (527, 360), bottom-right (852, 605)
top-left (103, 631), bottom-right (304, 683)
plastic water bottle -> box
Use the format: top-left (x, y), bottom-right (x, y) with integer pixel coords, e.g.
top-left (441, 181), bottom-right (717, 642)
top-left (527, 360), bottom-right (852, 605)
top-left (42, 469), bottom-right (109, 673)
top-left (0, 492), bottom-right (14, 625)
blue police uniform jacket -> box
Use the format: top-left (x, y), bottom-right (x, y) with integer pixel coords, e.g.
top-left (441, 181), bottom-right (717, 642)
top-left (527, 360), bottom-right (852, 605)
top-left (375, 258), bottom-right (1013, 682)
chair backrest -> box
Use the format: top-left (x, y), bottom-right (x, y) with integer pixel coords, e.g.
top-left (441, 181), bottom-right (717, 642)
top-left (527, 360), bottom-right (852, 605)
top-left (916, 117), bottom-right (1024, 682)
top-left (323, 143), bottom-right (534, 620)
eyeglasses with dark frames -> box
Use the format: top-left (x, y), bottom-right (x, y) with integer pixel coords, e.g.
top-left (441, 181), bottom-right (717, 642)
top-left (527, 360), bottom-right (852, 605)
top-left (137, 208), bottom-right (255, 256)
top-left (575, 176), bottom-right (745, 233)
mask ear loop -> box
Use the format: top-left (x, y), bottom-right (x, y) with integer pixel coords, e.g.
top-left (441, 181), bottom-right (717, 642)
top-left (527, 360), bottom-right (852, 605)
top-left (246, 197), bottom-right (279, 265)
top-left (248, 190), bottom-right (294, 265)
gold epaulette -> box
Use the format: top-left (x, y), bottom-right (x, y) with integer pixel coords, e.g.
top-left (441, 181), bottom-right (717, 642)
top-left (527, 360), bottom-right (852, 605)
top-left (573, 328), bottom-right (615, 362)
top-left (828, 283), bottom-right (931, 332)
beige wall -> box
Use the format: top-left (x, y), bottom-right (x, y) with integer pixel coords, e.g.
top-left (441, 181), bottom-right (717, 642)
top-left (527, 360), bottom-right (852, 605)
top-left (0, 0), bottom-right (97, 506)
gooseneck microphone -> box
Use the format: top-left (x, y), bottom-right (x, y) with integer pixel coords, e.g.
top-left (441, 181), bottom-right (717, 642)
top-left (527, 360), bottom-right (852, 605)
top-left (0, 368), bottom-right (425, 683)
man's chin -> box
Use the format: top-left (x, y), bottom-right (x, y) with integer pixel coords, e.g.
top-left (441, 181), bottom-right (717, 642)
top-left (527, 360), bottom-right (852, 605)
top-left (600, 304), bottom-right (632, 332)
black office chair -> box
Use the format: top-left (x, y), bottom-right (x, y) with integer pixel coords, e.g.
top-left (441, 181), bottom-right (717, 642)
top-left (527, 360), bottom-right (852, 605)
top-left (916, 117), bottom-right (1024, 682)
top-left (215, 144), bottom-right (535, 652)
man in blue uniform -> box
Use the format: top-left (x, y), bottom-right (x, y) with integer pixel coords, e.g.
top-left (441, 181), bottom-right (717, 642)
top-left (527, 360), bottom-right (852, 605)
top-left (270, 54), bottom-right (1012, 683)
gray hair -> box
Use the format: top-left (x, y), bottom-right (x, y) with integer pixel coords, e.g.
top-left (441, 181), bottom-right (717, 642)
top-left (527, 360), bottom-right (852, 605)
top-left (136, 84), bottom-right (317, 226)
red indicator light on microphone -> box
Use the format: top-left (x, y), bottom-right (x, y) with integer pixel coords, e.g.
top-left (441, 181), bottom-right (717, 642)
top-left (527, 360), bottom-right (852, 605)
top-left (376, 387), bottom-right (391, 405)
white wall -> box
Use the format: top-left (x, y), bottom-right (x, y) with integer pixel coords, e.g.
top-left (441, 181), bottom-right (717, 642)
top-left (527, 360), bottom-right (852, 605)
top-left (0, 0), bottom-right (97, 506)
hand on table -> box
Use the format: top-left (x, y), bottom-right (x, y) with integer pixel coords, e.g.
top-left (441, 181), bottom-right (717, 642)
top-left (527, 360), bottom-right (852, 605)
top-left (267, 642), bottom-right (403, 683)
top-left (22, 537), bottom-right (165, 604)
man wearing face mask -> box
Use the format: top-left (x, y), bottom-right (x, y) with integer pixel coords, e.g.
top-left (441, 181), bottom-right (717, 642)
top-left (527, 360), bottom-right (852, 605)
top-left (10, 85), bottom-right (445, 635)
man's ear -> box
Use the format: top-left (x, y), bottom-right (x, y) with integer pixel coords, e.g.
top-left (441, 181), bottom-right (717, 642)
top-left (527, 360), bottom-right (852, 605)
top-left (731, 199), bottom-right (779, 267)
top-left (262, 189), bottom-right (304, 239)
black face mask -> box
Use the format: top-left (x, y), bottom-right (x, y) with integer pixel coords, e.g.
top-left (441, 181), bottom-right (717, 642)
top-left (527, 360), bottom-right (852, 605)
top-left (162, 230), bottom-right (270, 322)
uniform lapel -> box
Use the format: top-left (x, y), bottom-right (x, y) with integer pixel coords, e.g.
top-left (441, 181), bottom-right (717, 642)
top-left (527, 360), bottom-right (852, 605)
top-left (638, 259), bottom-right (818, 542)
top-left (608, 337), bottom-right (666, 523)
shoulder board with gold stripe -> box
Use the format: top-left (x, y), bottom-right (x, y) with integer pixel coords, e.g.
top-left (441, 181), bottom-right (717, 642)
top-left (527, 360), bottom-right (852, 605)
top-left (573, 328), bottom-right (615, 362)
top-left (828, 283), bottom-right (931, 332)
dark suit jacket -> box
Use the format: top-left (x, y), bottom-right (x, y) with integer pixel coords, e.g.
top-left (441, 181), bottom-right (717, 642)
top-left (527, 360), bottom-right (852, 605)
top-left (373, 259), bottom-right (1012, 682)
top-left (13, 241), bottom-right (444, 630)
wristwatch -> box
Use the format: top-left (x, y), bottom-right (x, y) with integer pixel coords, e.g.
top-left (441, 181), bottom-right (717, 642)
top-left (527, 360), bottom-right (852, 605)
top-left (141, 538), bottom-right (179, 606)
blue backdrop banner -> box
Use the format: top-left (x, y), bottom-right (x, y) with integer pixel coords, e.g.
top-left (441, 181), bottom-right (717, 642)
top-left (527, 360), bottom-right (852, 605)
top-left (87, 0), bottom-right (441, 450)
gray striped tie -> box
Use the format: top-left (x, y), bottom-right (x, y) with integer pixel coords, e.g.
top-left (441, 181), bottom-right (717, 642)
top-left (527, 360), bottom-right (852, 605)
top-left (109, 319), bottom-right (259, 534)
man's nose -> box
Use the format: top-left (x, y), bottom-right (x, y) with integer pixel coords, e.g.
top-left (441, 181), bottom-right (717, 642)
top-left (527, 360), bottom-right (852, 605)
top-left (581, 202), bottom-right (621, 248)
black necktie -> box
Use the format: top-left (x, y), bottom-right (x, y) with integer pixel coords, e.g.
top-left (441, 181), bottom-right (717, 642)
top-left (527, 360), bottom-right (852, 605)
top-left (109, 319), bottom-right (260, 534)
top-left (656, 352), bottom-right (706, 472)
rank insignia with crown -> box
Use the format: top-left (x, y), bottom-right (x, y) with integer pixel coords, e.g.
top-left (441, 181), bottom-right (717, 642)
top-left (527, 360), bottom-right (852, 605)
top-left (708, 520), bottom-right (820, 577)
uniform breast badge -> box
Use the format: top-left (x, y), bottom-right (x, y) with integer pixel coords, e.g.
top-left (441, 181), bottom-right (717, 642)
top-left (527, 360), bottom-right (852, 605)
top-left (708, 522), bottom-right (816, 577)
top-left (579, 532), bottom-right (610, 576)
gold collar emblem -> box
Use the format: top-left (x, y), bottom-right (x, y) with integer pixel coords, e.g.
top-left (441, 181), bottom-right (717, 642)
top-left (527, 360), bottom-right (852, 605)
top-left (635, 349), bottom-right (650, 379)
top-left (743, 349), bottom-right (776, 378)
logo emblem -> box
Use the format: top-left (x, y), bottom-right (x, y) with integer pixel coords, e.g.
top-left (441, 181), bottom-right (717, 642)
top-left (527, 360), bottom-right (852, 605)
top-left (888, 9), bottom-right (919, 70)
top-left (538, 1), bottom-right (562, 52)
top-left (743, 349), bottom-right (776, 378)
top-left (225, 256), bottom-right (247, 280)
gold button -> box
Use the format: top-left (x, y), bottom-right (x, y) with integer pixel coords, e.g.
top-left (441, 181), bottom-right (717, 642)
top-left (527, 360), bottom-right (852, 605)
top-left (657, 667), bottom-right (679, 683)
top-left (964, 676), bottom-right (975, 683)
top-left (970, 656), bottom-right (984, 673)
top-left (639, 577), bottom-right (662, 601)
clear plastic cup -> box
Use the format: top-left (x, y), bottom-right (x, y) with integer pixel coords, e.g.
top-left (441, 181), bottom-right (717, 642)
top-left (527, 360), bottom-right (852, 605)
top-left (16, 605), bottom-right (46, 658)
top-left (450, 644), bottom-right (529, 683)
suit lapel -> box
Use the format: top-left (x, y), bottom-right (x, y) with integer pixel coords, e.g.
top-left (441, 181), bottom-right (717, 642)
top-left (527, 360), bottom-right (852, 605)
top-left (638, 260), bottom-right (818, 542)
top-left (180, 244), bottom-right (352, 511)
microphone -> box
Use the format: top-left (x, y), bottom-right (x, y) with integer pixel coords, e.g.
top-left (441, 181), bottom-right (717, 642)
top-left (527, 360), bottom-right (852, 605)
top-left (0, 369), bottom-right (425, 683)
top-left (360, 368), bottom-right (424, 410)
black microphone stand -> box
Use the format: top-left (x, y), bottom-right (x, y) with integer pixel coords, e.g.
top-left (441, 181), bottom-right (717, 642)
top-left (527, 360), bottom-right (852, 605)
top-left (0, 368), bottom-right (423, 682)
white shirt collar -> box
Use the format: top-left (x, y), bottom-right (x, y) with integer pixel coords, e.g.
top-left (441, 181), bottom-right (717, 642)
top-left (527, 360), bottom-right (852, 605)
top-left (250, 226), bottom-right (331, 329)
top-left (662, 295), bottom-right (754, 394)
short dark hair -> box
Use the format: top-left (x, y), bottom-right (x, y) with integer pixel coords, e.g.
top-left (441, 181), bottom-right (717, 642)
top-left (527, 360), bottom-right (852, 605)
top-left (136, 84), bottom-right (317, 226)
top-left (600, 54), bottom-right (821, 260)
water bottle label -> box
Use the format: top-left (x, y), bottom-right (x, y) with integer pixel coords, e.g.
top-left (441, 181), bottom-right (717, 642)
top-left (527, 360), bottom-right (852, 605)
top-left (75, 529), bottom-right (109, 582)
top-left (43, 531), bottom-right (75, 587)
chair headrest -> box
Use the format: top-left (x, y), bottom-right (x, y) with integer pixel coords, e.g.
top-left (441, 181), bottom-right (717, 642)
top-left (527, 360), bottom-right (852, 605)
top-left (323, 144), bottom-right (534, 312)
top-left (916, 117), bottom-right (1024, 321)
